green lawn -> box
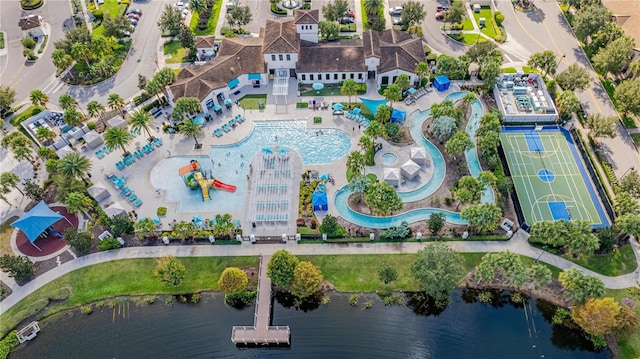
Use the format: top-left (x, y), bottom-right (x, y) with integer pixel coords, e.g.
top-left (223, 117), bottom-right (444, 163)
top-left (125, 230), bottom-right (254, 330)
top-left (9, 105), bottom-right (43, 126)
top-left (0, 256), bottom-right (259, 338)
top-left (473, 9), bottom-right (497, 39)
top-left (501, 67), bottom-right (517, 73)
top-left (91, 0), bottom-right (127, 36)
top-left (522, 65), bottom-right (540, 74)
top-left (189, 0), bottom-right (223, 36)
top-left (630, 133), bottom-right (640, 147)
top-left (621, 115), bottom-right (638, 129)
top-left (563, 245), bottom-right (637, 276)
top-left (238, 94), bottom-right (267, 110)
top-left (601, 79), bottom-right (618, 109)
top-left (163, 41), bottom-right (188, 64)
top-left (0, 32), bottom-right (5, 49)
top-left (448, 33), bottom-right (487, 45)
top-left (463, 18), bottom-right (474, 31)
top-left (301, 86), bottom-right (342, 97)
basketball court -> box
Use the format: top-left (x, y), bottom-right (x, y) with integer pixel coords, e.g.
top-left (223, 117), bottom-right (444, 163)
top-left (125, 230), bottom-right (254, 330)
top-left (500, 126), bottom-right (610, 228)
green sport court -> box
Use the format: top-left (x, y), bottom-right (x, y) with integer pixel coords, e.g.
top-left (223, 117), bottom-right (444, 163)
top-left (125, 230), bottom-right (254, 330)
top-left (500, 126), bottom-right (610, 229)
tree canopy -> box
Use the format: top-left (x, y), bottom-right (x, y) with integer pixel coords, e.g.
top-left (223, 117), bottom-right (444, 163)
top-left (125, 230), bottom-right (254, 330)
top-left (153, 256), bottom-right (187, 287)
top-left (555, 65), bottom-right (591, 91)
top-left (267, 250), bottom-right (300, 288)
top-left (290, 261), bottom-right (324, 298)
top-left (365, 181), bottom-right (403, 215)
top-left (218, 267), bottom-right (248, 294)
top-left (461, 203), bottom-right (502, 233)
top-left (614, 79), bottom-right (640, 117)
top-left (411, 243), bottom-right (464, 303)
top-left (558, 268), bottom-right (604, 304)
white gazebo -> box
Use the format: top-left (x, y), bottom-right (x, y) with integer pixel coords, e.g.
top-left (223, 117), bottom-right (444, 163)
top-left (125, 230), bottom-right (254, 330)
top-left (401, 159), bottom-right (421, 180)
top-left (410, 147), bottom-right (428, 165)
top-left (87, 182), bottom-right (110, 202)
top-left (104, 201), bottom-right (127, 217)
top-left (383, 167), bottom-right (401, 187)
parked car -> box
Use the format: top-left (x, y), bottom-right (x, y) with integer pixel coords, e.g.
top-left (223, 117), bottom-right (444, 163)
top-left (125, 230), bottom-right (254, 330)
top-left (127, 8), bottom-right (142, 15)
top-left (435, 11), bottom-right (448, 20)
top-left (344, 10), bottom-right (355, 18)
top-left (436, 6), bottom-right (449, 11)
top-left (340, 17), bottom-right (354, 24)
top-left (393, 17), bottom-right (403, 25)
top-left (389, 6), bottom-right (403, 16)
top-left (129, 18), bottom-right (138, 26)
top-left (127, 13), bottom-right (140, 20)
top-left (175, 1), bottom-right (186, 8)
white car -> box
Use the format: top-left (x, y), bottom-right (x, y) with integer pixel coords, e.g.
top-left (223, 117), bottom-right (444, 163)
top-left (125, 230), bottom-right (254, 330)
top-left (389, 6), bottom-right (403, 16)
top-left (175, 1), bottom-right (186, 8)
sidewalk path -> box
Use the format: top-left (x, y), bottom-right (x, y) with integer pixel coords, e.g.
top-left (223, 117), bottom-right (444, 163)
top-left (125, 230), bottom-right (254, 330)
top-left (2, 230), bottom-right (639, 315)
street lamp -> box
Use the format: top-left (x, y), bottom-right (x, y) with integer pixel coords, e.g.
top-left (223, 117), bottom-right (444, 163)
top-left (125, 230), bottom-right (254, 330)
top-left (554, 54), bottom-right (566, 75)
top-left (154, 60), bottom-right (160, 71)
top-left (534, 245), bottom-right (548, 264)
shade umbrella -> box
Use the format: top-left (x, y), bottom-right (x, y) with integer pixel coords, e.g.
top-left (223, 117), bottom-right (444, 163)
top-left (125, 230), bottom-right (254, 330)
top-left (407, 87), bottom-right (417, 94)
top-left (332, 103), bottom-right (344, 111)
top-left (193, 116), bottom-right (205, 126)
top-left (312, 82), bottom-right (324, 91)
top-left (224, 98), bottom-right (232, 106)
top-left (262, 148), bottom-right (273, 154)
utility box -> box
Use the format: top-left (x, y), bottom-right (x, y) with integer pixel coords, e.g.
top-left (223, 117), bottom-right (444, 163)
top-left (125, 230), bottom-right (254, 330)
top-left (473, 4), bottom-right (481, 13)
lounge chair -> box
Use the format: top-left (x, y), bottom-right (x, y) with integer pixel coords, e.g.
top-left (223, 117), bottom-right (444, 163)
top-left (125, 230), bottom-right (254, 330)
top-left (222, 124), bottom-right (231, 132)
top-left (121, 186), bottom-right (132, 196)
top-left (96, 150), bottom-right (104, 159)
top-left (127, 193), bottom-right (138, 202)
top-left (153, 138), bottom-right (163, 147)
top-left (132, 199), bottom-right (143, 208)
top-left (116, 161), bottom-right (125, 170)
top-left (104, 172), bottom-right (115, 180)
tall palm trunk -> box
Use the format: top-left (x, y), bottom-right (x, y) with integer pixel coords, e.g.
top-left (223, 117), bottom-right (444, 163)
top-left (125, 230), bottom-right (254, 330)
top-left (193, 135), bottom-right (199, 146)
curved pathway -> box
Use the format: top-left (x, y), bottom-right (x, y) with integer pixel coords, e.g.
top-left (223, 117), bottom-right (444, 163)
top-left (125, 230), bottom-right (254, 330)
top-left (334, 92), bottom-right (492, 228)
top-left (1, 231), bottom-right (639, 315)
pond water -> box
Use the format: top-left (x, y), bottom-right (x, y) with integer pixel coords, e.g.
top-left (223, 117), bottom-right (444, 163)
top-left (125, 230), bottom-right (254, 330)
top-left (12, 290), bottom-right (609, 359)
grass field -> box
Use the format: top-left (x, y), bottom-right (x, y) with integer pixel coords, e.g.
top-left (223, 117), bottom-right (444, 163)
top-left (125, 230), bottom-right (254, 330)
top-left (473, 8), bottom-right (497, 39)
top-left (189, 1), bottom-right (222, 36)
top-left (563, 245), bottom-right (637, 276)
top-left (238, 94), bottom-right (267, 110)
top-left (500, 127), bottom-right (608, 228)
top-left (163, 41), bottom-right (188, 64)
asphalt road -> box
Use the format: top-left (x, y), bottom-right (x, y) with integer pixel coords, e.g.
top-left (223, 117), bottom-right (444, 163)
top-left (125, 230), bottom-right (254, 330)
top-left (0, 0), bottom-right (71, 104)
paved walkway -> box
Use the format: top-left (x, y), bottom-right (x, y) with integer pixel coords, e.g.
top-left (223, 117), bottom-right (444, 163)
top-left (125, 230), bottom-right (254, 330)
top-left (2, 230), bottom-right (639, 315)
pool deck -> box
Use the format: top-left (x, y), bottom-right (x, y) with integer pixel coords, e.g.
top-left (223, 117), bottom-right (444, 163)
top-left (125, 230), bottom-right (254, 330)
top-left (85, 80), bottom-right (459, 237)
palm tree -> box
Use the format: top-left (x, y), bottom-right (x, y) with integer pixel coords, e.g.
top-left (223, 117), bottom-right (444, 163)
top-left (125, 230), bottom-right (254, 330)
top-left (90, 35), bottom-right (112, 58)
top-left (107, 93), bottom-right (126, 114)
top-left (35, 126), bottom-right (56, 144)
top-left (189, 0), bottom-right (208, 16)
top-left (364, 120), bottom-right (388, 144)
top-left (394, 74), bottom-right (411, 92)
top-left (52, 49), bottom-right (74, 76)
top-left (65, 192), bottom-right (93, 214)
top-left (363, 0), bottom-right (382, 16)
top-left (129, 109), bottom-right (155, 141)
top-left (37, 146), bottom-right (56, 161)
top-left (71, 43), bottom-right (91, 67)
top-left (104, 126), bottom-right (133, 156)
top-left (87, 100), bottom-right (107, 128)
top-left (383, 84), bottom-right (402, 109)
top-left (415, 62), bottom-right (430, 87)
top-left (358, 135), bottom-right (373, 153)
top-left (58, 152), bottom-right (92, 180)
top-left (145, 79), bottom-right (164, 104)
top-left (462, 93), bottom-right (476, 111)
top-left (63, 108), bottom-right (84, 127)
top-left (30, 90), bottom-right (49, 108)
top-left (0, 172), bottom-right (24, 196)
top-left (346, 151), bottom-right (366, 175)
top-left (179, 118), bottom-right (203, 147)
top-left (172, 97), bottom-right (202, 122)
top-left (340, 79), bottom-right (359, 108)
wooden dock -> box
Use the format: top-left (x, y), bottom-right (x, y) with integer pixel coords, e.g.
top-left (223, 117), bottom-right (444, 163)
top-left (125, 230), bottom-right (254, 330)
top-left (231, 255), bottom-right (291, 346)
top-left (16, 321), bottom-right (40, 343)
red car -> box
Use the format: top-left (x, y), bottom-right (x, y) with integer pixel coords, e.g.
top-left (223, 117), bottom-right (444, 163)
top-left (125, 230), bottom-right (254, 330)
top-left (127, 13), bottom-right (140, 20)
top-left (435, 10), bottom-right (448, 20)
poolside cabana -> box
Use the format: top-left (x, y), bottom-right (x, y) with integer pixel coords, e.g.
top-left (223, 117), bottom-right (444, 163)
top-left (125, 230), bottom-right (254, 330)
top-left (11, 201), bottom-right (65, 251)
top-left (88, 182), bottom-right (110, 203)
top-left (434, 75), bottom-right (450, 92)
top-left (384, 168), bottom-right (401, 186)
top-left (312, 191), bottom-right (328, 211)
top-left (401, 160), bottom-right (420, 180)
top-left (55, 146), bottom-right (74, 158)
top-left (410, 147), bottom-right (428, 165)
top-left (108, 116), bottom-right (127, 129)
top-left (83, 130), bottom-right (103, 149)
top-left (104, 201), bottom-right (127, 218)
top-left (391, 109), bottom-right (406, 123)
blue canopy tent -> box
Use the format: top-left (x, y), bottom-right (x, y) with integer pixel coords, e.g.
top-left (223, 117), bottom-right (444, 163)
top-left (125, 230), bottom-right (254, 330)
top-left (391, 109), bottom-right (406, 123)
top-left (434, 75), bottom-right (450, 92)
top-left (312, 191), bottom-right (328, 211)
top-left (11, 201), bottom-right (65, 250)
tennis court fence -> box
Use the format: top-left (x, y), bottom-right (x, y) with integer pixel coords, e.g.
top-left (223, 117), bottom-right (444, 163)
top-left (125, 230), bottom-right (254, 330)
top-left (497, 144), bottom-right (528, 231)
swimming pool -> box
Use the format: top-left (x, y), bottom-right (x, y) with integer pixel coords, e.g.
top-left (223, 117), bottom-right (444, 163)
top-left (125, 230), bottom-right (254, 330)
top-left (150, 121), bottom-right (352, 213)
top-left (334, 91), bottom-right (494, 228)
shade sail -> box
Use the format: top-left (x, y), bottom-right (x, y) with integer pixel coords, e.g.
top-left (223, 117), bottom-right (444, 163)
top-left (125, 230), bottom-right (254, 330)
top-left (11, 201), bottom-right (64, 243)
top-left (227, 78), bottom-right (240, 89)
top-left (248, 73), bottom-right (261, 80)
top-left (391, 109), bottom-right (406, 123)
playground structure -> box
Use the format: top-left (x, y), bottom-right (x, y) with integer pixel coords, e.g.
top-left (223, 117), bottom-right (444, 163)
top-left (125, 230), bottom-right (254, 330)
top-left (179, 160), bottom-right (237, 201)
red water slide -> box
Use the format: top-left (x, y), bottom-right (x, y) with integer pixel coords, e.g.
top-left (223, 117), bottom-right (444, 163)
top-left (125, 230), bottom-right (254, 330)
top-left (211, 179), bottom-right (237, 193)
